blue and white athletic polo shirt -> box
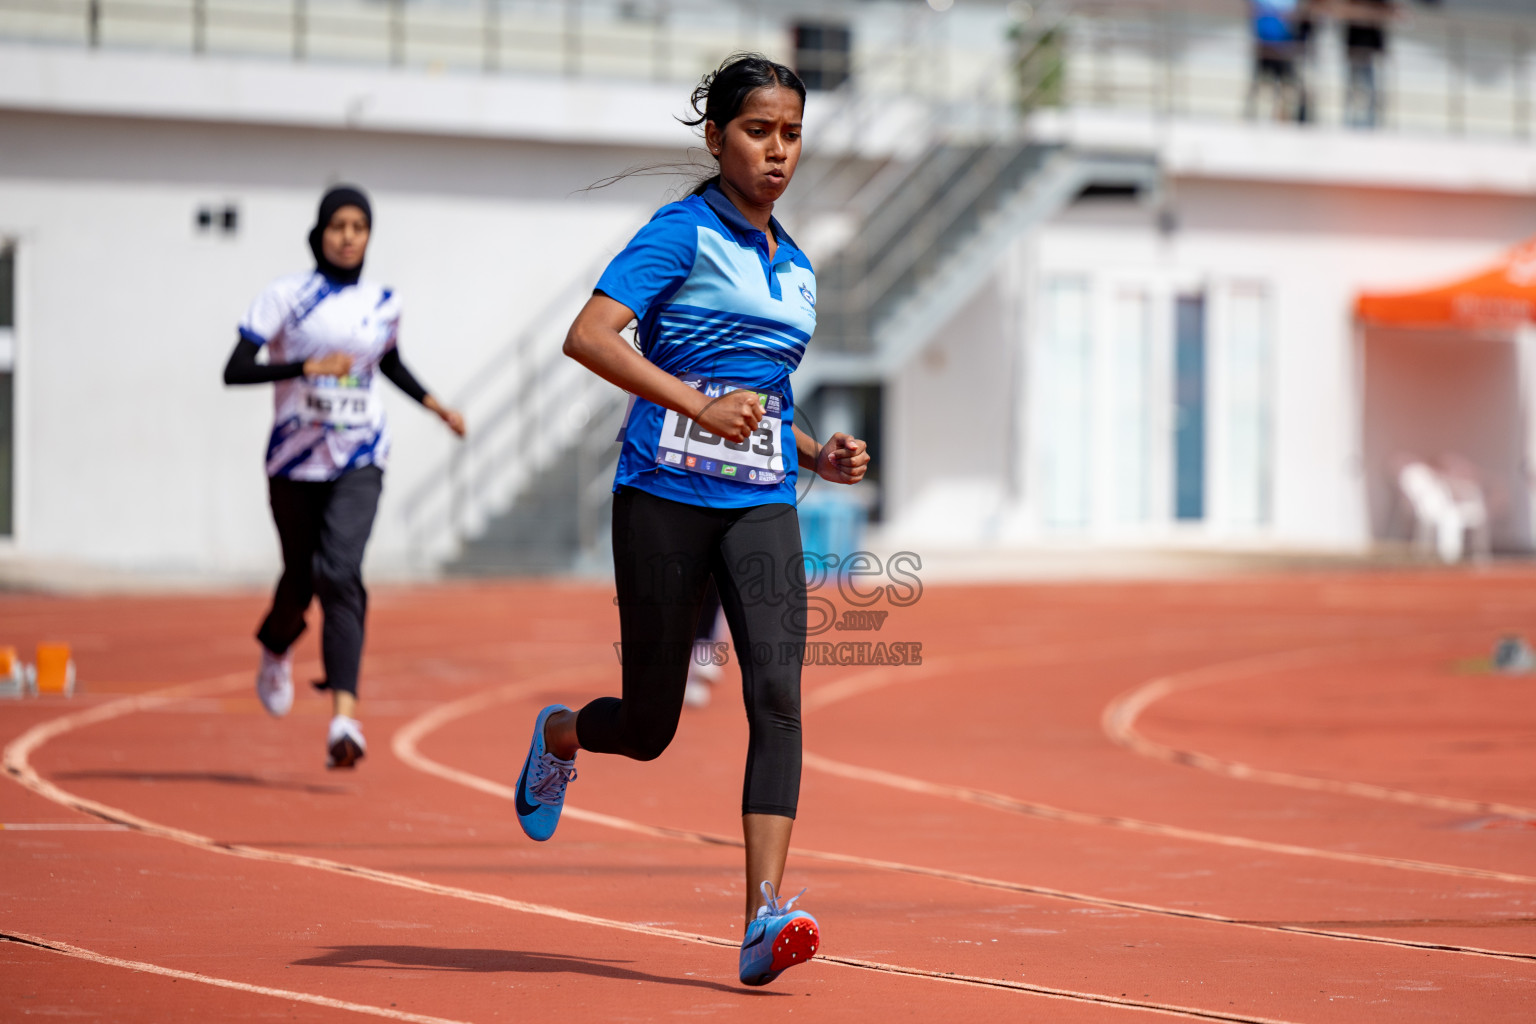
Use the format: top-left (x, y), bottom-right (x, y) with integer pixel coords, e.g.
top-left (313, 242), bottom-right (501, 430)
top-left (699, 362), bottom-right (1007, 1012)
top-left (596, 184), bottom-right (816, 509)
top-left (239, 271), bottom-right (400, 481)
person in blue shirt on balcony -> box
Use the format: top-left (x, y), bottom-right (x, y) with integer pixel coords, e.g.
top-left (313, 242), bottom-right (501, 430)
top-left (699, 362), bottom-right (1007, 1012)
top-left (512, 52), bottom-right (869, 987)
top-left (1246, 0), bottom-right (1311, 123)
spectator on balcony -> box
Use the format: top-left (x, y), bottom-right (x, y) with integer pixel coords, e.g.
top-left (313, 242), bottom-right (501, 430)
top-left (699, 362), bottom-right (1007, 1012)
top-left (1246, 0), bottom-right (1310, 123)
top-left (1293, 1), bottom-right (1317, 123)
top-left (1342, 0), bottom-right (1394, 128)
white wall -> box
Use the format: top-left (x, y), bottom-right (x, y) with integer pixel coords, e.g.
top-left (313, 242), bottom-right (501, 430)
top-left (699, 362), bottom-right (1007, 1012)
top-left (886, 269), bottom-right (1019, 542)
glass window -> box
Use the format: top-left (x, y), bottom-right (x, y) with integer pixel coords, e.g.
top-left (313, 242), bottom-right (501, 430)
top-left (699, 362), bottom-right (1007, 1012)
top-left (793, 22), bottom-right (852, 91)
top-left (0, 244), bottom-right (12, 329)
top-left (1174, 293), bottom-right (1206, 522)
top-left (0, 242), bottom-right (13, 537)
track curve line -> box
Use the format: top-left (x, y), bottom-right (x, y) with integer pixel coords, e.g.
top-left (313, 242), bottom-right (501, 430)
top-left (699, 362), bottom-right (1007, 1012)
top-left (791, 635), bottom-right (1536, 886)
top-left (2, 674), bottom-right (1300, 1024)
top-left (0, 931), bottom-right (473, 1024)
top-left (801, 752), bottom-right (1536, 887)
top-left (1101, 640), bottom-right (1536, 822)
top-left (394, 678), bottom-right (1536, 965)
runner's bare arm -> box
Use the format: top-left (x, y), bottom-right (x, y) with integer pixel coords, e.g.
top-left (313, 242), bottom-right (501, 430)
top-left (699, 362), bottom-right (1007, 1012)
top-left (564, 293), bottom-right (762, 442)
top-left (378, 347), bottom-right (466, 437)
top-left (423, 395), bottom-right (467, 437)
top-left (792, 423), bottom-right (869, 484)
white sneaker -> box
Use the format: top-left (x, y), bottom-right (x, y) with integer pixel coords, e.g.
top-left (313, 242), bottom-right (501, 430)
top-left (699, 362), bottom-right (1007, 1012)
top-left (326, 715), bottom-right (366, 769)
top-left (256, 648), bottom-right (294, 717)
top-left (684, 655), bottom-right (720, 708)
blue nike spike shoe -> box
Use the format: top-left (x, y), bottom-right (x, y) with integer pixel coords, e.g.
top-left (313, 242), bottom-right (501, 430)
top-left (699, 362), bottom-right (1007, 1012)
top-left (739, 881), bottom-right (820, 986)
top-left (515, 704), bottom-right (578, 842)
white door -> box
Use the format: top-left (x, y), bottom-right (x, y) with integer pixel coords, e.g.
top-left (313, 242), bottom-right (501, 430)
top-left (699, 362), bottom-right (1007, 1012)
top-left (1039, 276), bottom-right (1093, 529)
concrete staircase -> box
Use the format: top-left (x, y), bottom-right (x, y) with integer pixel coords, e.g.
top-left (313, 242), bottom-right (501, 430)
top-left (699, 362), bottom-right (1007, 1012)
top-left (800, 142), bottom-right (1159, 388)
top-left (443, 400), bottom-right (623, 576)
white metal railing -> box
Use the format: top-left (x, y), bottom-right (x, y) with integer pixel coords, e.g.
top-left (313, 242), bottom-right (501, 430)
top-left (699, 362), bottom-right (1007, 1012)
top-left (0, 0), bottom-right (1015, 103)
top-left (5, 2), bottom-right (1531, 141)
top-left (396, 233), bottom-right (623, 565)
top-left (0, 0), bottom-right (764, 76)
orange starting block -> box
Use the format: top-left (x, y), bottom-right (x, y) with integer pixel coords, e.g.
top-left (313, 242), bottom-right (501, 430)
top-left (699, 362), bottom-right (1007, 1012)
top-left (0, 643), bottom-right (78, 697)
top-left (34, 644), bottom-right (76, 696)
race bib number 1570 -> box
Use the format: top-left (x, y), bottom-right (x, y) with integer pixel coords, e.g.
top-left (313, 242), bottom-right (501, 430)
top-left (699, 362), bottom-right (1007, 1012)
top-left (300, 375), bottom-right (377, 430)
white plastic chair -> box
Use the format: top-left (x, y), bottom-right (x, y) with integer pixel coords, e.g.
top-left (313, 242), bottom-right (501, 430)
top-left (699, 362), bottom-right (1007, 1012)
top-left (1397, 461), bottom-right (1466, 563)
top-left (1438, 454), bottom-right (1492, 562)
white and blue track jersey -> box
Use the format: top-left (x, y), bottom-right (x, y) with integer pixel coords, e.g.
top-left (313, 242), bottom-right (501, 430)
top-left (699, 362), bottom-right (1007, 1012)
top-left (239, 271), bottom-right (400, 481)
top-left (596, 184), bottom-right (816, 509)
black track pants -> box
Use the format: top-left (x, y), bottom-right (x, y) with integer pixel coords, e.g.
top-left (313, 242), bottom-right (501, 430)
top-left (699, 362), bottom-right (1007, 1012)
top-left (256, 465), bottom-right (383, 697)
top-left (576, 486), bottom-right (806, 818)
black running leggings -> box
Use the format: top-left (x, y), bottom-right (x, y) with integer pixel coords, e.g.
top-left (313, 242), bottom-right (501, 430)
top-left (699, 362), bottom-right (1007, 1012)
top-left (576, 486), bottom-right (806, 818)
top-left (256, 465), bottom-right (383, 696)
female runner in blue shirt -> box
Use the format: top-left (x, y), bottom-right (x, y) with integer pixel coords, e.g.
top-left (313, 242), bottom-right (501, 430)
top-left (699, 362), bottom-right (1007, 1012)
top-left (513, 53), bottom-right (869, 986)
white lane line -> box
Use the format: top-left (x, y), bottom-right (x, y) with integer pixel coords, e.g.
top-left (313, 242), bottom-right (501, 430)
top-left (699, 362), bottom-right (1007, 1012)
top-left (394, 679), bottom-right (1536, 965)
top-left (4, 672), bottom-right (1302, 1024)
top-left (2, 823), bottom-right (130, 831)
top-left (1102, 637), bottom-right (1536, 822)
top-left (0, 930), bottom-right (472, 1024)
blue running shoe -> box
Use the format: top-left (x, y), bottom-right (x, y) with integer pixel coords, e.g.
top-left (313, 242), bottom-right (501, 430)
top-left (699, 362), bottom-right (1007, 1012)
top-left (515, 704), bottom-right (578, 842)
top-left (739, 881), bottom-right (819, 986)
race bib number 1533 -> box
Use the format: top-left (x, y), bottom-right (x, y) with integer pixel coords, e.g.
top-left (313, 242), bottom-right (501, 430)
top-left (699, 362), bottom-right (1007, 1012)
top-left (656, 374), bottom-right (787, 486)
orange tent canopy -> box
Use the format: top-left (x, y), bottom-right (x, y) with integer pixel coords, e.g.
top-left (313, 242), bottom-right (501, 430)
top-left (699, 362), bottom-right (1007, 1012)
top-left (1355, 237), bottom-right (1536, 330)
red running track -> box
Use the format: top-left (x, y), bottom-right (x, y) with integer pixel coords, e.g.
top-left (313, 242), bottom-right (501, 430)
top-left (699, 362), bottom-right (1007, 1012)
top-left (2, 572), bottom-right (1534, 1022)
